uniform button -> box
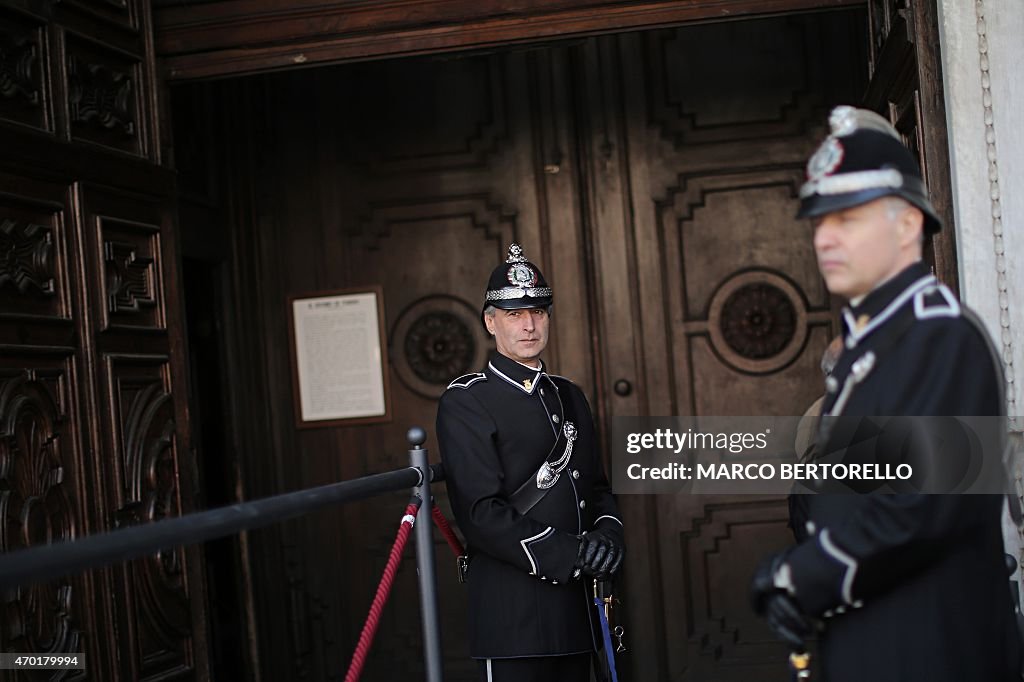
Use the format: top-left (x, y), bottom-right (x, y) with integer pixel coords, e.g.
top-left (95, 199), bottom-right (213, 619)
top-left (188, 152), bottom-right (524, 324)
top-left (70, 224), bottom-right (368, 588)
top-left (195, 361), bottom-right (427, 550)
top-left (540, 388), bottom-right (545, 396)
top-left (579, 500), bottom-right (586, 509)
top-left (825, 377), bottom-right (839, 393)
top-left (572, 470), bottom-right (580, 479)
top-left (551, 580), bottom-right (559, 585)
top-left (805, 521), bottom-right (816, 535)
top-left (553, 414), bottom-right (560, 424)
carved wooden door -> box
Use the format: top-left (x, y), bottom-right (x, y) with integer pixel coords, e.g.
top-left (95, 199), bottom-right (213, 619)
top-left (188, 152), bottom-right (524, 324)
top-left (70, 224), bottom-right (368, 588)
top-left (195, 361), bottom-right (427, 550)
top-left (0, 2), bottom-right (209, 680)
top-left (576, 11), bottom-right (870, 681)
top-left (863, 0), bottom-right (957, 289)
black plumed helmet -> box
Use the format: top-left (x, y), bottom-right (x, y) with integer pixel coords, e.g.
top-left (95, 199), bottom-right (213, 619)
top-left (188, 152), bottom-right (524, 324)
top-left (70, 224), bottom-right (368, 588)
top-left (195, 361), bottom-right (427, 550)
top-left (481, 243), bottom-right (552, 320)
top-left (797, 106), bottom-right (941, 234)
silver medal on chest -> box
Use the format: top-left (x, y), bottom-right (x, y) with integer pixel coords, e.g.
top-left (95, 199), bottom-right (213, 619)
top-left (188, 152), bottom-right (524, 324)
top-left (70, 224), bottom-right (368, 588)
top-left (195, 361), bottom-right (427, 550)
top-left (536, 421), bottom-right (577, 489)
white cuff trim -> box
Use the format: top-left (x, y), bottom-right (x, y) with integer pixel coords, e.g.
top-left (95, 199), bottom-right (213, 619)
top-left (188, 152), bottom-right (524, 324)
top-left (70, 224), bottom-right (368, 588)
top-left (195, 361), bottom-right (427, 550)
top-left (519, 526), bottom-right (554, 576)
top-left (819, 528), bottom-right (858, 605)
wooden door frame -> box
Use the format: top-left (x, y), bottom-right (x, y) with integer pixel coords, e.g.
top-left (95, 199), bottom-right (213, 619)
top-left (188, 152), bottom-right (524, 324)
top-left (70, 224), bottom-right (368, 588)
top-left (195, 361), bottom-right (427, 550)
top-left (862, 0), bottom-right (959, 292)
top-left (155, 0), bottom-right (861, 81)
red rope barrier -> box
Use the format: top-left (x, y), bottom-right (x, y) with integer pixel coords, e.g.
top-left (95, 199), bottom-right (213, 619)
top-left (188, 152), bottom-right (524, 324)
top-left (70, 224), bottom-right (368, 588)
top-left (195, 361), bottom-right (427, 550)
top-left (344, 499), bottom-right (422, 682)
top-left (431, 504), bottom-right (465, 558)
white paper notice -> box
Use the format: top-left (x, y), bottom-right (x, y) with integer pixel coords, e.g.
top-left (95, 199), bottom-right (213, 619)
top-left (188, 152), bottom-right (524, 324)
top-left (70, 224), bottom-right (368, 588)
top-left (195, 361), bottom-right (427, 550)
top-left (292, 292), bottom-right (386, 421)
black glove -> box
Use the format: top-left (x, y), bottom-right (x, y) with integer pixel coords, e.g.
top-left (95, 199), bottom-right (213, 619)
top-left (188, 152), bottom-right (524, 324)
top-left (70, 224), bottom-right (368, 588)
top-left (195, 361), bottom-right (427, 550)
top-left (575, 527), bottom-right (624, 580)
top-left (750, 551), bottom-right (812, 650)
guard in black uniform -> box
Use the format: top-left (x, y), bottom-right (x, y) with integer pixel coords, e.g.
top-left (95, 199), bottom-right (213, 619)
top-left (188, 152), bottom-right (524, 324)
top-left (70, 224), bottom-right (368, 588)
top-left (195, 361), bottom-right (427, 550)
top-left (751, 106), bottom-right (1021, 681)
top-left (436, 244), bottom-right (624, 682)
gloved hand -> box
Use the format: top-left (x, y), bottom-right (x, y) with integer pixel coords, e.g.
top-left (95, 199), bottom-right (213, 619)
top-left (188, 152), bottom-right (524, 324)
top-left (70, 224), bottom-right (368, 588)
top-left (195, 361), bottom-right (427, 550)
top-left (574, 527), bottom-right (624, 580)
top-left (750, 551), bottom-right (812, 650)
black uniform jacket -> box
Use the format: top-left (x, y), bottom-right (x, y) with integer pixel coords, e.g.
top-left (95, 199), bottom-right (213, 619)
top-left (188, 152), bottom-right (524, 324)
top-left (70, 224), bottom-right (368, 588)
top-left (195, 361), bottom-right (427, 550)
top-left (787, 262), bottom-right (1020, 681)
top-left (436, 352), bottom-right (623, 659)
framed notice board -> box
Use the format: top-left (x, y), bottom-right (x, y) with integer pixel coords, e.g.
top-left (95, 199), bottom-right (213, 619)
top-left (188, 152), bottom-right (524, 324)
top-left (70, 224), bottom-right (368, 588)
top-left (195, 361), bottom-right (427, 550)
top-left (287, 287), bottom-right (392, 427)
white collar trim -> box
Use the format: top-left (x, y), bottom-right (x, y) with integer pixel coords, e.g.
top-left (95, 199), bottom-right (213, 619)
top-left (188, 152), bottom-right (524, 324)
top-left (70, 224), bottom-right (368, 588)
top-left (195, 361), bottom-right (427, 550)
top-left (488, 361), bottom-right (543, 394)
top-left (843, 274), bottom-right (936, 347)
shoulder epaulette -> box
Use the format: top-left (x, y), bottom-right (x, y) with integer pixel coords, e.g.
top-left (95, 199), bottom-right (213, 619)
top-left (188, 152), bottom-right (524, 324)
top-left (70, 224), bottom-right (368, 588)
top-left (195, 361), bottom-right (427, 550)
top-left (913, 283), bottom-right (960, 320)
top-left (447, 373), bottom-right (487, 390)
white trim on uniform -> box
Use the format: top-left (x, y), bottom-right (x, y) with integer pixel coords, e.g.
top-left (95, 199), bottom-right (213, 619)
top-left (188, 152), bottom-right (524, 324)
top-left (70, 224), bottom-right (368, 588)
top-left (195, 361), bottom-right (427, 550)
top-left (594, 515), bottom-right (623, 527)
top-left (819, 528), bottom-right (859, 605)
top-left (914, 284), bottom-right (961, 319)
top-left (488, 361), bottom-right (542, 394)
top-left (519, 526), bottom-right (554, 575)
top-left (843, 274), bottom-right (936, 347)
top-left (447, 373), bottom-right (487, 390)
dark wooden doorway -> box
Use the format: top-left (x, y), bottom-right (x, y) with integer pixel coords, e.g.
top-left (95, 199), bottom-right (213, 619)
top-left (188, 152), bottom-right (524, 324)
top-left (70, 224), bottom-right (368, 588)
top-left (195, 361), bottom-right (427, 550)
top-left (169, 9), bottom-right (866, 681)
top-left (165, 2), bottom-right (956, 681)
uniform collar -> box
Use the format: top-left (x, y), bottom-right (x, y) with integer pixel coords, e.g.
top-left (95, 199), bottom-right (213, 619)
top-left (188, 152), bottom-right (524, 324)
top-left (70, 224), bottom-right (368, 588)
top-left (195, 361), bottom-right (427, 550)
top-left (842, 261), bottom-right (935, 346)
top-left (487, 352), bottom-right (545, 394)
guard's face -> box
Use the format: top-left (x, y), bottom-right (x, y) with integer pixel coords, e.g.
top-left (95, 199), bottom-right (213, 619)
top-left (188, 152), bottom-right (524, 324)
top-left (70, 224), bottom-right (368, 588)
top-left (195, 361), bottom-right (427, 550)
top-left (485, 307), bottom-right (550, 366)
top-left (812, 198), bottom-right (914, 300)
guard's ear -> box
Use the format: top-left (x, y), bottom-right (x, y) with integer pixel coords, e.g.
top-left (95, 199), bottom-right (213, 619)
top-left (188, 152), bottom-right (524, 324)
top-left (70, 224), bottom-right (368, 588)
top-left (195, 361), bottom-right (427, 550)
top-left (483, 313), bottom-right (496, 336)
top-left (897, 204), bottom-right (924, 249)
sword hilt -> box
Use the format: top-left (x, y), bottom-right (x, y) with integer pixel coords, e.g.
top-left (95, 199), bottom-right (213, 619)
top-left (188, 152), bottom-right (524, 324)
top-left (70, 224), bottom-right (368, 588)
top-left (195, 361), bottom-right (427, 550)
top-left (593, 579), bottom-right (626, 652)
top-left (789, 650), bottom-right (811, 680)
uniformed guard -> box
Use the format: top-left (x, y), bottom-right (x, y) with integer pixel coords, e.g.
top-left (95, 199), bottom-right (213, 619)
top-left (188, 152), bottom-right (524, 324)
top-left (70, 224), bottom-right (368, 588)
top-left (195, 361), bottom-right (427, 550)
top-left (750, 106), bottom-right (1021, 680)
top-left (436, 244), bottom-right (625, 682)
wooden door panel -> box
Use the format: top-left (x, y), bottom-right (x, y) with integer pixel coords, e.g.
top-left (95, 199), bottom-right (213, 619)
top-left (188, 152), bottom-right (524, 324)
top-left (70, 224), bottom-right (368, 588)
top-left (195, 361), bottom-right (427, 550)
top-left (582, 12), bottom-right (866, 681)
top-left (644, 19), bottom-right (825, 145)
top-left (656, 497), bottom-right (793, 680)
top-left (79, 189), bottom-right (166, 335)
top-left (76, 183), bottom-right (206, 679)
top-left (0, 8), bottom-right (52, 134)
top-left (344, 56), bottom-right (510, 175)
top-left (62, 34), bottom-right (147, 157)
top-left (660, 172), bottom-right (832, 417)
top-left (0, 172), bottom-right (104, 676)
top-left (64, 0), bottom-right (138, 33)
top-left (0, 174), bottom-right (72, 329)
top-left (0, 358), bottom-right (101, 675)
top-left (102, 353), bottom-right (197, 681)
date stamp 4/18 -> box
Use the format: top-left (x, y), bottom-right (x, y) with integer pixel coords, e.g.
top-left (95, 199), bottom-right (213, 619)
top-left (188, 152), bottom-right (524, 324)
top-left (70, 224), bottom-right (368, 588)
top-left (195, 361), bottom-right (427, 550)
top-left (0, 653), bottom-right (86, 670)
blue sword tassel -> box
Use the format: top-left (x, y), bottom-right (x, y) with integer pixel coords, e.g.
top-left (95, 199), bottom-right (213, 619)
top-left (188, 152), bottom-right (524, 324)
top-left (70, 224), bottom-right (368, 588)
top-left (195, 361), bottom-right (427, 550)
top-left (594, 596), bottom-right (619, 682)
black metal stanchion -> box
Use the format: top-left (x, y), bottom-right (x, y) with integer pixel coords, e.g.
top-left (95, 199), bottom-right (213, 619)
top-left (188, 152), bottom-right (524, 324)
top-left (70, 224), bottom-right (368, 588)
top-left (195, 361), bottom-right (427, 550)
top-left (409, 427), bottom-right (444, 682)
